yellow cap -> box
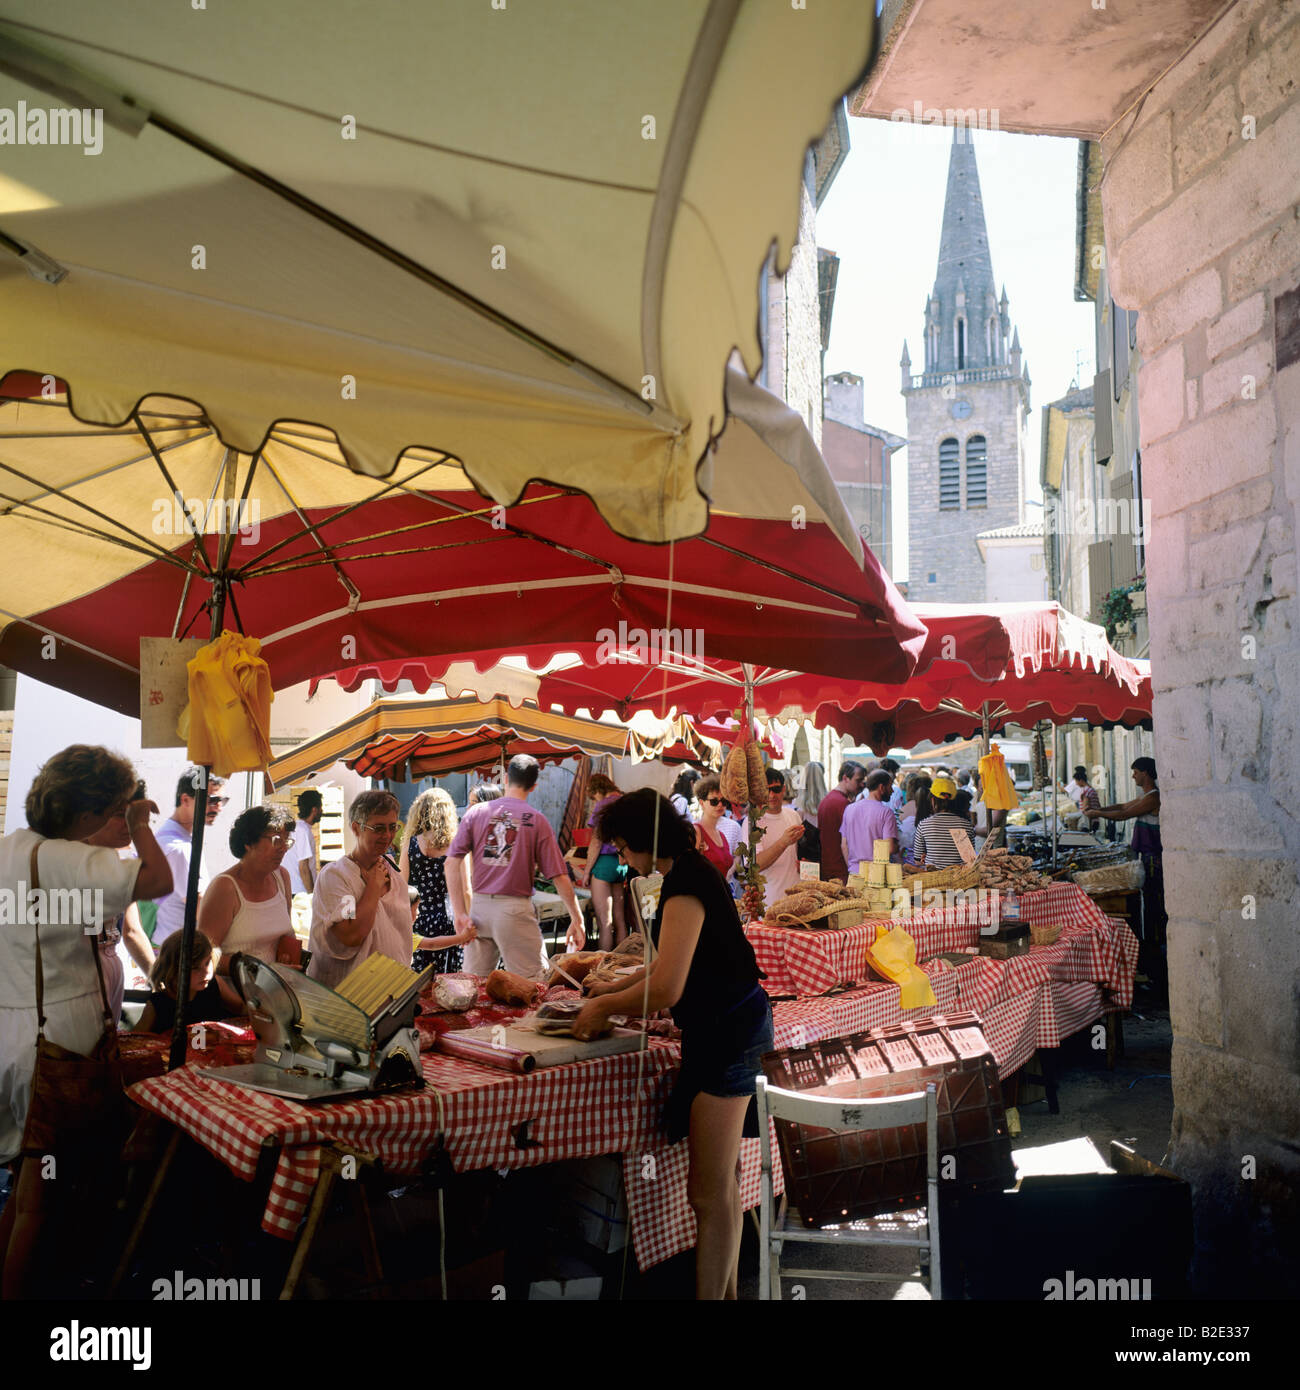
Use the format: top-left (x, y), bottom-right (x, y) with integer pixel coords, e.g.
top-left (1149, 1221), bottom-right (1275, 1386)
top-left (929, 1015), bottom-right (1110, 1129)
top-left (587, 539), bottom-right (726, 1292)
top-left (931, 775), bottom-right (958, 798)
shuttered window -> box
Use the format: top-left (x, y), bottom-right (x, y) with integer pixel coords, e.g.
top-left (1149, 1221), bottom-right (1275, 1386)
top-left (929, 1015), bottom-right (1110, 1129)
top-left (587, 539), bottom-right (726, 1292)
top-left (1088, 540), bottom-right (1114, 624)
top-left (966, 435), bottom-right (987, 507)
top-left (1109, 467), bottom-right (1140, 586)
top-left (939, 437), bottom-right (960, 509)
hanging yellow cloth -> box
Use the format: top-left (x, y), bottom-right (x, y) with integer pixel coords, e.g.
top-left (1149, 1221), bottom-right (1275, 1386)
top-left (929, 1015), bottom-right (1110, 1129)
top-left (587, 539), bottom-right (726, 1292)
top-left (978, 742), bottom-right (1020, 810)
top-left (865, 924), bottom-right (937, 1010)
top-left (179, 631), bottom-right (274, 777)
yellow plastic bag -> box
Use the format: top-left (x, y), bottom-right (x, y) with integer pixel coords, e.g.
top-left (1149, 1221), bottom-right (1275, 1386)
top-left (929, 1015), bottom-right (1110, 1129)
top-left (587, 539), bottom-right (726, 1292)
top-left (180, 630), bottom-right (273, 777)
top-left (865, 924), bottom-right (937, 1010)
top-left (978, 742), bottom-right (1020, 810)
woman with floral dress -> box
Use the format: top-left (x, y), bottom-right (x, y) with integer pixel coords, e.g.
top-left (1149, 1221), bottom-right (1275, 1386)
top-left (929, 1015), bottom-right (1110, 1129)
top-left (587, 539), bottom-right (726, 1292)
top-left (400, 788), bottom-right (476, 973)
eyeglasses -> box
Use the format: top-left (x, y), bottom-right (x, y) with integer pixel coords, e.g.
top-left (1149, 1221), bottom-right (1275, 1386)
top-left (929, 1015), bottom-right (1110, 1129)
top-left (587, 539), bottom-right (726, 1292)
top-left (208, 796), bottom-right (229, 807)
top-left (705, 796), bottom-right (730, 808)
top-left (262, 834), bottom-right (295, 849)
top-left (362, 822), bottom-right (399, 835)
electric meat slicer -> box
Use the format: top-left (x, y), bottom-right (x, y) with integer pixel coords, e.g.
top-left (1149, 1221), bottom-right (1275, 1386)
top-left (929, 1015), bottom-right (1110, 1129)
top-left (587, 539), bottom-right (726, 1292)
top-left (197, 953), bottom-right (431, 1103)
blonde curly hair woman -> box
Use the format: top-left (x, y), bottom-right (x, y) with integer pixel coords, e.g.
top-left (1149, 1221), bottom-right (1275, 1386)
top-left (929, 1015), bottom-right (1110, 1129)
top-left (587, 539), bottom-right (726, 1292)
top-left (400, 788), bottom-right (476, 974)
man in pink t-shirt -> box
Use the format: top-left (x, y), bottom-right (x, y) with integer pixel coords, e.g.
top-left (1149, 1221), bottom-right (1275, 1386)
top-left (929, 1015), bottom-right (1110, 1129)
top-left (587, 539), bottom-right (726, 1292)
top-left (447, 755), bottom-right (586, 980)
top-left (841, 769), bottom-right (899, 869)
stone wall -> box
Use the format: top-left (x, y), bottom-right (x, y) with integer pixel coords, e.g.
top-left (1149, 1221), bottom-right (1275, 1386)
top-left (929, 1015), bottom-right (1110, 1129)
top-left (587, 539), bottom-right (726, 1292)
top-left (1101, 0), bottom-right (1300, 1294)
top-left (784, 175), bottom-right (824, 448)
top-left (763, 169), bottom-right (824, 447)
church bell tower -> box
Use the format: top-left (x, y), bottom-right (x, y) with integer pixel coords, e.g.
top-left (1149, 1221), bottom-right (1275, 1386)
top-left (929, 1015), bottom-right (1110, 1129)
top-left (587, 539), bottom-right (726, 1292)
top-left (902, 130), bottom-right (1031, 601)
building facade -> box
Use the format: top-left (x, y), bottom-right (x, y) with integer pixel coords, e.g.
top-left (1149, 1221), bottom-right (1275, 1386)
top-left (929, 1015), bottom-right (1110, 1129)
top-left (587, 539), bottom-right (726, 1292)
top-left (903, 131), bottom-right (1031, 601)
top-left (822, 371), bottom-right (905, 580)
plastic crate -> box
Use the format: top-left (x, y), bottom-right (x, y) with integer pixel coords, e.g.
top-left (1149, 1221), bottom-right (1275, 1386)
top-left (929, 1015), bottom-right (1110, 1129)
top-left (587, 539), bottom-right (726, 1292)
top-left (762, 1012), bottom-right (1016, 1228)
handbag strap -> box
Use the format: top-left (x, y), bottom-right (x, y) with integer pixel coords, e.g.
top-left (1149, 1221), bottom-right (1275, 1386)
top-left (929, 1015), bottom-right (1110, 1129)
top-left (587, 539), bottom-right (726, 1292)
top-left (29, 843), bottom-right (45, 1031)
top-left (28, 840), bottom-right (115, 1032)
top-left (88, 906), bottom-right (115, 1030)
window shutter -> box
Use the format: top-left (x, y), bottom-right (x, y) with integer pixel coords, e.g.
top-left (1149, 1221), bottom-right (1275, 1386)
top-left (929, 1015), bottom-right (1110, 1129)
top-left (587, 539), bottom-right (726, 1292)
top-left (1109, 469), bottom-right (1139, 586)
top-left (1088, 540), bottom-right (1114, 623)
top-left (939, 437), bottom-right (960, 510)
top-left (1093, 369), bottom-right (1113, 465)
top-left (965, 435), bottom-right (987, 507)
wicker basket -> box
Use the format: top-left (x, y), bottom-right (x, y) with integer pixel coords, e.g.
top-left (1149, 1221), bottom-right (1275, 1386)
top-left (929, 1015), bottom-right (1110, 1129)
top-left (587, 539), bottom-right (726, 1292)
top-left (768, 897), bottom-right (875, 931)
top-left (1030, 922), bottom-right (1062, 947)
top-left (905, 862), bottom-right (981, 893)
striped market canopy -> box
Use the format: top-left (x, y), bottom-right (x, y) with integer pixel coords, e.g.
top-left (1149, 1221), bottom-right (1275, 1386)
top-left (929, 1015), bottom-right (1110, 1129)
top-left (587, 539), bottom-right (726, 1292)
top-left (266, 695), bottom-right (629, 788)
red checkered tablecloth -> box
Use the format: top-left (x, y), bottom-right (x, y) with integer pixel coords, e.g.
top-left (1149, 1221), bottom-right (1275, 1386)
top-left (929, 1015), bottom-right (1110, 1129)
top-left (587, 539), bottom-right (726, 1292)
top-left (746, 882), bottom-right (1130, 997)
top-left (127, 907), bottom-right (1134, 1274)
top-left (768, 903), bottom-right (1136, 1075)
top-left (127, 996), bottom-right (780, 1273)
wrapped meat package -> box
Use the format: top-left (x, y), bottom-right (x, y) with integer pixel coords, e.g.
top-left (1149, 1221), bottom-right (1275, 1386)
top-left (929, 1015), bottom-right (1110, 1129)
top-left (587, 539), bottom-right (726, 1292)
top-left (486, 969), bottom-right (544, 1008)
top-left (433, 974), bottom-right (478, 1012)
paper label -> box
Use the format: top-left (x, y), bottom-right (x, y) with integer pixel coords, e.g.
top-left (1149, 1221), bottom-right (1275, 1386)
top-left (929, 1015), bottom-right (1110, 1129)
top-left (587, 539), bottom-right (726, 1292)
top-left (949, 827), bottom-right (977, 865)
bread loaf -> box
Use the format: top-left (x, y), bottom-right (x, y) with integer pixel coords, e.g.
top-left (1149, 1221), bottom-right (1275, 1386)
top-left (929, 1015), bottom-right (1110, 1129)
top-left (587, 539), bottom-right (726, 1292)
top-left (720, 743), bottom-right (748, 806)
top-left (745, 742), bottom-right (767, 806)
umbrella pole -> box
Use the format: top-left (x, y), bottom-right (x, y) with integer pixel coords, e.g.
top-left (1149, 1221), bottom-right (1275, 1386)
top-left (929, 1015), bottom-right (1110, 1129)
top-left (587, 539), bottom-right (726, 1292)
top-left (1051, 721), bottom-right (1059, 871)
top-left (168, 579), bottom-right (225, 1072)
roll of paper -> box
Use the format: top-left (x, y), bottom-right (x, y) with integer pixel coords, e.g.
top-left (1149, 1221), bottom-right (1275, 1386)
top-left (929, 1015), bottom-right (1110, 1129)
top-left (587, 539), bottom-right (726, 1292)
top-left (433, 1033), bottom-right (536, 1073)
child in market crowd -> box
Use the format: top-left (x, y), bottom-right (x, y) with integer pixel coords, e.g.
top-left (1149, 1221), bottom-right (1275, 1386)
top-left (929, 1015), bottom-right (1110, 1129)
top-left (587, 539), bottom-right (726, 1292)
top-left (575, 773), bottom-right (629, 950)
top-left (133, 930), bottom-right (243, 1033)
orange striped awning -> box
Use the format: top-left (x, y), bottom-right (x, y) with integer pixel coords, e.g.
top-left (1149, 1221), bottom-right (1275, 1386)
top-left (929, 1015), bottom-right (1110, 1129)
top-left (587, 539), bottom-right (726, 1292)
top-left (266, 695), bottom-right (629, 788)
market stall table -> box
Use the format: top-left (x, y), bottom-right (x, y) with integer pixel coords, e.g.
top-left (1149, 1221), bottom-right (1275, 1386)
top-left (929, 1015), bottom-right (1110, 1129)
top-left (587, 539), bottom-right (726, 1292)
top-left (125, 986), bottom-right (781, 1275)
top-left (746, 882), bottom-right (1130, 1000)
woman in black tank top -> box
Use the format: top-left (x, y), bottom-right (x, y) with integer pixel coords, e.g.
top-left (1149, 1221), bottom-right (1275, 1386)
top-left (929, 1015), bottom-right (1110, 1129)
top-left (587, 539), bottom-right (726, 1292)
top-left (572, 789), bottom-right (772, 1301)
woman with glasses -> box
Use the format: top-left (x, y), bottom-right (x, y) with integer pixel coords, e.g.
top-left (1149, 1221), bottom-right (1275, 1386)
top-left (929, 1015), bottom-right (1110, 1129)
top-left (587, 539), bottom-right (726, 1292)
top-left (691, 774), bottom-right (740, 883)
top-left (308, 791), bottom-right (414, 989)
top-left (198, 805), bottom-right (302, 978)
top-left (1, 746), bottom-right (171, 1168)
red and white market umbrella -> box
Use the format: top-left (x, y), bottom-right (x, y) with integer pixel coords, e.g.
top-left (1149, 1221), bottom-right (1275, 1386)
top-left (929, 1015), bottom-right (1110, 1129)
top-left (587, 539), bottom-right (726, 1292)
top-left (814, 602), bottom-right (1152, 753)
top-left (0, 372), bottom-right (928, 715)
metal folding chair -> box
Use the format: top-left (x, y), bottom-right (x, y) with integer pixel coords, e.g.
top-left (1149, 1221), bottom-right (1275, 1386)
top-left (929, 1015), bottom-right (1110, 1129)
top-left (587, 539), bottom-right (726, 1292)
top-left (756, 1078), bottom-right (941, 1300)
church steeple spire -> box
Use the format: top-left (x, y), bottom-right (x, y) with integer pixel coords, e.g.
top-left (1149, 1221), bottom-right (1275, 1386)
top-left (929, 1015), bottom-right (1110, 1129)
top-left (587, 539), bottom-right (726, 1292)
top-left (923, 132), bottom-right (1003, 375)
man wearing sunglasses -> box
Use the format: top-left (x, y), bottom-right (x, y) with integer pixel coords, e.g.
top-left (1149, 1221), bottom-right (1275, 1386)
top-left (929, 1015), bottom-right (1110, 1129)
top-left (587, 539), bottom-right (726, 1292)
top-left (150, 766), bottom-right (228, 946)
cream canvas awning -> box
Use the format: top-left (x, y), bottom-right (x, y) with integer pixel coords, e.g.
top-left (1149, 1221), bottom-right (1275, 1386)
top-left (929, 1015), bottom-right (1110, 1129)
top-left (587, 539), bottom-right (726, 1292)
top-left (0, 2), bottom-right (877, 543)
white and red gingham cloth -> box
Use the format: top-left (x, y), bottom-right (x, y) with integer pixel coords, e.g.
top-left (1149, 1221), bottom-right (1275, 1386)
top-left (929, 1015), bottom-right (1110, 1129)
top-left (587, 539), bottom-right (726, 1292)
top-left (127, 898), bottom-right (1134, 1272)
top-left (746, 882), bottom-right (1130, 998)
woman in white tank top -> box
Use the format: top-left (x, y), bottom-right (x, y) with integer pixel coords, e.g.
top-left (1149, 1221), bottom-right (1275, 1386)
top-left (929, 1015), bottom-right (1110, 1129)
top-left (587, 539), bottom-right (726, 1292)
top-left (199, 806), bottom-right (302, 977)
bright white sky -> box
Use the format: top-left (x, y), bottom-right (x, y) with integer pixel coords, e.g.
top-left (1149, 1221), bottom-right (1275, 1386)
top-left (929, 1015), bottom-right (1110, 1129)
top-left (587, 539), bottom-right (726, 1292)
top-left (817, 118), bottom-right (1097, 583)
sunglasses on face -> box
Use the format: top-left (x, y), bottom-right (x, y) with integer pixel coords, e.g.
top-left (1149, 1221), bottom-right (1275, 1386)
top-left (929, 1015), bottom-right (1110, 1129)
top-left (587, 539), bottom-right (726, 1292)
top-left (705, 796), bottom-right (730, 808)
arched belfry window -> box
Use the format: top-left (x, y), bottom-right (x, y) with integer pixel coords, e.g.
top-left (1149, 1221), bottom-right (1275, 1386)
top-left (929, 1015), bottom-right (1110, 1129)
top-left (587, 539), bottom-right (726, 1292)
top-left (939, 437), bottom-right (960, 510)
top-left (966, 435), bottom-right (987, 508)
